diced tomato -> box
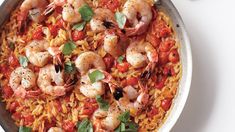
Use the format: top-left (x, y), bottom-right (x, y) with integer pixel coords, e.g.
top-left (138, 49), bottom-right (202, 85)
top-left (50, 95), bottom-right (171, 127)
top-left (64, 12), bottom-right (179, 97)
top-left (126, 77), bottom-right (138, 86)
top-left (12, 112), bottom-right (22, 120)
top-left (100, 0), bottom-right (120, 12)
top-left (161, 98), bottom-right (172, 111)
top-left (72, 30), bottom-right (85, 41)
top-left (155, 75), bottom-right (167, 90)
top-left (146, 34), bottom-right (161, 48)
top-left (44, 119), bottom-right (56, 131)
top-left (24, 114), bottom-right (34, 125)
top-left (33, 26), bottom-right (44, 40)
top-left (147, 107), bottom-right (159, 117)
top-left (163, 66), bottom-right (175, 76)
top-left (8, 53), bottom-right (19, 68)
top-left (55, 6), bottom-right (63, 14)
top-left (55, 19), bottom-right (65, 29)
top-left (49, 25), bottom-right (59, 38)
top-left (9, 101), bottom-right (20, 113)
top-left (82, 99), bottom-right (98, 116)
top-left (158, 52), bottom-right (169, 65)
top-left (2, 86), bottom-right (14, 99)
top-left (0, 64), bottom-right (11, 79)
top-left (54, 100), bottom-right (62, 112)
top-left (62, 121), bottom-right (75, 132)
top-left (117, 62), bottom-right (129, 73)
top-left (103, 54), bottom-right (115, 71)
top-left (159, 38), bottom-right (175, 52)
top-left (121, 79), bottom-right (127, 87)
top-left (168, 49), bottom-right (179, 63)
top-left (159, 27), bottom-right (172, 38)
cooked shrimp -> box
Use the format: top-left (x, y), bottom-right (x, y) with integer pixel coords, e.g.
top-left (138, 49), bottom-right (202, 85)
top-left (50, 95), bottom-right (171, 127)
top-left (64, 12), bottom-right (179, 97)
top-left (103, 33), bottom-right (123, 58)
top-left (9, 67), bottom-right (40, 98)
top-left (122, 0), bottom-right (152, 36)
top-left (18, 0), bottom-right (48, 32)
top-left (44, 0), bottom-right (85, 23)
top-left (47, 127), bottom-right (63, 132)
top-left (37, 64), bottom-right (73, 96)
top-left (79, 69), bottom-right (105, 98)
top-left (93, 105), bottom-right (121, 131)
top-left (75, 51), bottom-right (106, 75)
top-left (25, 40), bottom-right (51, 67)
top-left (90, 8), bottom-right (116, 32)
top-left (126, 41), bottom-right (158, 68)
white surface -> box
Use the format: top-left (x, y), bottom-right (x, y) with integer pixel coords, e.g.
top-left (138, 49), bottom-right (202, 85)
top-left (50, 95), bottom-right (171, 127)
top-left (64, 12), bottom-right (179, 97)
top-left (0, 0), bottom-right (235, 132)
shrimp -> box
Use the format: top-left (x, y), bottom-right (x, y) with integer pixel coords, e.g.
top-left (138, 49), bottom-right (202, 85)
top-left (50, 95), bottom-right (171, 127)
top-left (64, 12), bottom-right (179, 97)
top-left (90, 8), bottom-right (116, 32)
top-left (79, 69), bottom-right (105, 98)
top-left (25, 40), bottom-right (51, 67)
top-left (18, 0), bottom-right (48, 32)
top-left (37, 64), bottom-right (74, 96)
top-left (93, 105), bottom-right (121, 131)
top-left (44, 0), bottom-right (85, 23)
top-left (47, 127), bottom-right (63, 132)
top-left (75, 51), bottom-right (106, 75)
top-left (9, 67), bottom-right (41, 98)
top-left (122, 0), bottom-right (152, 36)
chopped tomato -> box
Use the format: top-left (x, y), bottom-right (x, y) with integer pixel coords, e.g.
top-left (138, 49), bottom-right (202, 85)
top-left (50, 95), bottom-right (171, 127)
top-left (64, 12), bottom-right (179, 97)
top-left (44, 119), bottom-right (56, 131)
top-left (121, 79), bottom-right (127, 87)
top-left (55, 6), bottom-right (63, 14)
top-left (55, 19), bottom-right (65, 29)
top-left (0, 64), bottom-right (11, 79)
top-left (158, 52), bottom-right (169, 65)
top-left (9, 101), bottom-right (20, 113)
top-left (82, 99), bottom-right (98, 116)
top-left (62, 120), bottom-right (75, 132)
top-left (117, 62), bottom-right (129, 73)
top-left (49, 25), bottom-right (59, 38)
top-left (8, 53), bottom-right (19, 68)
top-left (33, 26), bottom-right (44, 40)
top-left (159, 38), bottom-right (175, 52)
top-left (126, 77), bottom-right (138, 86)
top-left (72, 30), bottom-right (85, 41)
top-left (100, 0), bottom-right (120, 12)
top-left (103, 54), bottom-right (115, 70)
top-left (24, 114), bottom-right (34, 126)
top-left (163, 66), bottom-right (175, 76)
top-left (159, 27), bottom-right (172, 38)
top-left (155, 75), bottom-right (167, 90)
top-left (2, 86), bottom-right (14, 99)
top-left (161, 98), bottom-right (172, 111)
top-left (12, 112), bottom-right (22, 120)
top-left (147, 107), bottom-right (159, 117)
top-left (168, 49), bottom-right (179, 63)
top-left (146, 34), bottom-right (161, 48)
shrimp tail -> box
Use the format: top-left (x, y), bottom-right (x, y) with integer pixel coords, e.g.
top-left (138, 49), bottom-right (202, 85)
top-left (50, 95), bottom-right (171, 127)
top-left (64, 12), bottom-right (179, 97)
top-left (140, 62), bottom-right (156, 81)
top-left (17, 11), bottom-right (30, 34)
top-left (44, 2), bottom-right (56, 15)
top-left (25, 89), bottom-right (42, 98)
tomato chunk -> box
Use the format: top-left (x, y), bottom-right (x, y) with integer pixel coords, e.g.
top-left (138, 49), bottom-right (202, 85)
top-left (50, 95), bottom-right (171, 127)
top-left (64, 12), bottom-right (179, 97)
top-left (159, 38), bottom-right (175, 52)
top-left (103, 54), bottom-right (115, 71)
top-left (147, 107), bottom-right (159, 117)
top-left (33, 26), bottom-right (44, 40)
top-left (126, 77), bottom-right (138, 86)
top-left (158, 52), bottom-right (169, 65)
top-left (9, 101), bottom-right (20, 113)
top-left (62, 120), bottom-right (75, 132)
top-left (72, 30), bottom-right (85, 41)
top-left (159, 27), bottom-right (172, 38)
top-left (8, 53), bottom-right (19, 68)
top-left (168, 49), bottom-right (179, 63)
top-left (24, 114), bottom-right (34, 125)
top-left (12, 112), bottom-right (22, 120)
top-left (117, 62), bottom-right (129, 73)
top-left (161, 98), bottom-right (172, 111)
top-left (2, 86), bottom-right (14, 99)
top-left (100, 0), bottom-right (120, 12)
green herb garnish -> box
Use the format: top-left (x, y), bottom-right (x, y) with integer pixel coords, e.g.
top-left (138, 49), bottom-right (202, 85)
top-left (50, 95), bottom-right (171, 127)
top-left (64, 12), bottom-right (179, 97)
top-left (79, 4), bottom-right (94, 21)
top-left (72, 21), bottom-right (86, 31)
top-left (117, 56), bottom-right (124, 64)
top-left (64, 61), bottom-right (76, 73)
top-left (115, 12), bottom-right (127, 29)
top-left (96, 95), bottom-right (109, 111)
top-left (19, 56), bottom-right (28, 68)
top-left (19, 126), bottom-right (31, 132)
top-left (62, 41), bottom-right (77, 55)
top-left (115, 111), bottom-right (138, 132)
top-left (9, 42), bottom-right (15, 51)
top-left (77, 118), bottom-right (93, 132)
top-left (88, 70), bottom-right (105, 83)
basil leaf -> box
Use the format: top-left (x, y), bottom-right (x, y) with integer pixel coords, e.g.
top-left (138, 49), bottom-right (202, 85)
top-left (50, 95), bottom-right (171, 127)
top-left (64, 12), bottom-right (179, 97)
top-left (9, 42), bottom-right (15, 51)
top-left (64, 61), bottom-right (76, 73)
top-left (115, 12), bottom-right (127, 29)
top-left (79, 4), bottom-right (94, 21)
top-left (125, 122), bottom-right (138, 132)
top-left (62, 41), bottom-right (77, 55)
top-left (19, 126), bottom-right (31, 132)
top-left (96, 95), bottom-right (109, 111)
top-left (19, 56), bottom-right (28, 68)
top-left (77, 118), bottom-right (93, 132)
top-left (88, 70), bottom-right (105, 83)
top-left (117, 56), bottom-right (124, 64)
top-left (72, 21), bottom-right (86, 31)
top-left (118, 111), bottom-right (130, 123)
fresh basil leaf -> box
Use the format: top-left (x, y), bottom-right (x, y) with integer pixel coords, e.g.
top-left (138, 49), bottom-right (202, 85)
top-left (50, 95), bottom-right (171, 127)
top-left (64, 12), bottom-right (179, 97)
top-left (117, 56), bottom-right (124, 64)
top-left (62, 41), bottom-right (77, 55)
top-left (19, 126), bottom-right (31, 132)
top-left (115, 12), bottom-right (127, 29)
top-left (77, 118), bottom-right (93, 132)
top-left (125, 122), bottom-right (138, 132)
top-left (72, 21), bottom-right (86, 31)
top-left (96, 95), bottom-right (109, 111)
top-left (64, 61), bottom-right (76, 73)
top-left (118, 111), bottom-right (130, 123)
top-left (19, 56), bottom-right (28, 68)
top-left (9, 42), bottom-right (15, 51)
top-left (88, 70), bottom-right (105, 83)
top-left (79, 4), bottom-right (94, 21)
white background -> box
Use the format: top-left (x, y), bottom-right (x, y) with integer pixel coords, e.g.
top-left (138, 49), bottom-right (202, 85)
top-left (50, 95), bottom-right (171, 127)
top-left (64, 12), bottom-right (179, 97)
top-left (1, 0), bottom-right (235, 132)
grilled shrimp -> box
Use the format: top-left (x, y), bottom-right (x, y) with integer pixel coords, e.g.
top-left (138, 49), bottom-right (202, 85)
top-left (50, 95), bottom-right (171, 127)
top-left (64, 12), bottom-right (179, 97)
top-left (126, 41), bottom-right (158, 68)
top-left (79, 69), bottom-right (105, 98)
top-left (93, 105), bottom-right (121, 131)
top-left (37, 64), bottom-right (73, 96)
top-left (9, 67), bottom-right (41, 98)
top-left (122, 0), bottom-right (152, 36)
top-left (18, 0), bottom-right (48, 32)
top-left (90, 8), bottom-right (116, 32)
top-left (25, 40), bottom-right (51, 67)
top-left (45, 0), bottom-right (85, 23)
top-left (47, 127), bottom-right (63, 132)
top-left (75, 51), bottom-right (106, 75)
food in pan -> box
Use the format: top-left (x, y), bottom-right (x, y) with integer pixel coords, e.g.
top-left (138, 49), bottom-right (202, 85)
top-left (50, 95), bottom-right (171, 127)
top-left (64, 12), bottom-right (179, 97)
top-left (0, 0), bottom-right (181, 131)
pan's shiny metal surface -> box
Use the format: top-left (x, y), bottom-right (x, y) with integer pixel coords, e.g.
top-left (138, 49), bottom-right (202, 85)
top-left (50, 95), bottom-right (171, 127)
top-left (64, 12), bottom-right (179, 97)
top-left (0, 0), bottom-right (192, 131)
